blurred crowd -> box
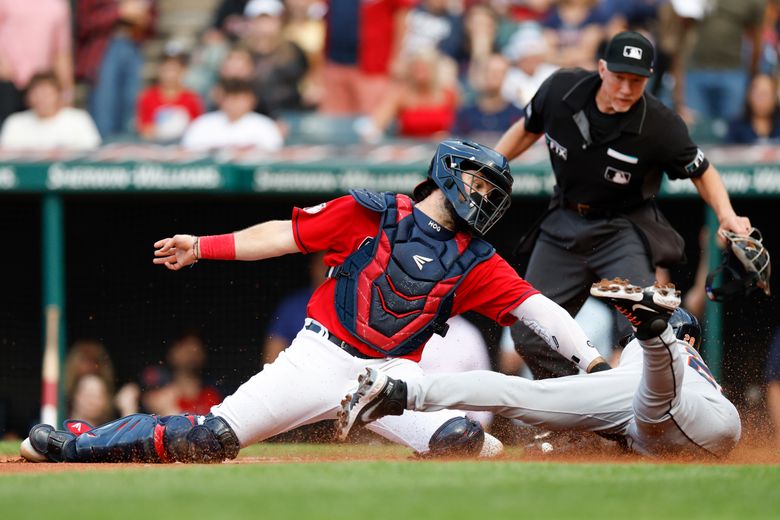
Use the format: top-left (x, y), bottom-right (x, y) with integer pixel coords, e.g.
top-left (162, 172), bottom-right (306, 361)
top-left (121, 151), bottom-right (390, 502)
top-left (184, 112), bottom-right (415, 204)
top-left (1, 0), bottom-right (780, 152)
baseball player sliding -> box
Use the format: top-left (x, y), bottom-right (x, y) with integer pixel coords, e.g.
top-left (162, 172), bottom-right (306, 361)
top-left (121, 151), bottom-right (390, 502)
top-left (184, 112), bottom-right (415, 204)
top-left (338, 278), bottom-right (743, 458)
top-left (21, 140), bottom-right (611, 463)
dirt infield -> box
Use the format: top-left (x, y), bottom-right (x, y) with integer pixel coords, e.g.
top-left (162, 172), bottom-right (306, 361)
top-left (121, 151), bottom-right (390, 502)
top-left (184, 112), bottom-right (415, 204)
top-left (1, 439), bottom-right (778, 474)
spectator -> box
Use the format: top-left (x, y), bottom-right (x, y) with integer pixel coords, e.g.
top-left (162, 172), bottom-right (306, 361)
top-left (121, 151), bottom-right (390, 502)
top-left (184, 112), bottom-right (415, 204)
top-left (190, 45), bottom-right (254, 112)
top-left (502, 0), bottom-right (554, 24)
top-left (767, 327), bottom-right (780, 449)
top-left (542, 0), bottom-right (610, 69)
top-left (211, 0), bottom-right (251, 41)
top-left (359, 48), bottom-right (458, 142)
top-left (725, 73), bottom-right (780, 145)
top-left (602, 0), bottom-right (663, 33)
top-left (488, 0), bottom-right (551, 48)
top-left (501, 23), bottom-right (559, 107)
top-left (243, 0), bottom-right (310, 116)
top-left (219, 45), bottom-right (256, 83)
top-left (137, 43), bottom-right (204, 142)
top-left (0, 0), bottom-right (74, 125)
top-left (181, 78), bottom-right (283, 150)
top-left (76, 0), bottom-right (157, 139)
top-left (283, 0), bottom-right (327, 108)
top-left (0, 72), bottom-right (101, 151)
top-left (402, 0), bottom-right (465, 61)
top-left (127, 334), bottom-right (223, 416)
top-left (320, 0), bottom-right (415, 115)
top-left (204, 45), bottom-right (256, 110)
top-left (283, 0), bottom-right (326, 65)
top-left (683, 0), bottom-right (766, 123)
top-left (181, 0), bottom-right (253, 105)
top-left (69, 374), bottom-right (116, 426)
top-left (458, 3), bottom-right (501, 91)
top-left (452, 54), bottom-right (524, 139)
top-left (63, 340), bottom-right (116, 406)
top-left (262, 252), bottom-right (327, 364)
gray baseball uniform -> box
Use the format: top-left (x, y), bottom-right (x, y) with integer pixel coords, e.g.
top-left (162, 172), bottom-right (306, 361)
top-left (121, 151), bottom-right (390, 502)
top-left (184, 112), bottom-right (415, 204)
top-left (402, 325), bottom-right (741, 457)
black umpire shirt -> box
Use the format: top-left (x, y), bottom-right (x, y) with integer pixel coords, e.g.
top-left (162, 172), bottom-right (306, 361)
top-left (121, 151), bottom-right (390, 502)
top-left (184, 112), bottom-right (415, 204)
top-left (524, 68), bottom-right (710, 208)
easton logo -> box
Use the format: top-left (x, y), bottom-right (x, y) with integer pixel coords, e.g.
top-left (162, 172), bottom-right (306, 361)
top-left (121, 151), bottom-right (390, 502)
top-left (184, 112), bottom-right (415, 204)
top-left (412, 254), bottom-right (433, 270)
top-left (623, 46), bottom-right (643, 60)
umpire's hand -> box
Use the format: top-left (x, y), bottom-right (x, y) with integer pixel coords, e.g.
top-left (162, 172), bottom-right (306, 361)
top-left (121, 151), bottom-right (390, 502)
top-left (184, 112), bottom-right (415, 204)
top-left (718, 214), bottom-right (752, 238)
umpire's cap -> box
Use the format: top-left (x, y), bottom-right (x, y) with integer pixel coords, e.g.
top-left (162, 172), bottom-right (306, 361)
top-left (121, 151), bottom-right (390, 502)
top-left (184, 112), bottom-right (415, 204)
top-left (604, 31), bottom-right (654, 77)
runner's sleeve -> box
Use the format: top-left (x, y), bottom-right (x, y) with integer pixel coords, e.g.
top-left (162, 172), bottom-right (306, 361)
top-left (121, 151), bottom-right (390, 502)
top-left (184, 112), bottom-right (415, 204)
top-left (510, 293), bottom-right (602, 371)
top-left (453, 254), bottom-right (539, 325)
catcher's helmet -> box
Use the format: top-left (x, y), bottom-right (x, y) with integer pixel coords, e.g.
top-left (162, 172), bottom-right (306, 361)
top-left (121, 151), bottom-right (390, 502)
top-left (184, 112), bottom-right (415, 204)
top-left (706, 228), bottom-right (771, 302)
top-left (413, 140), bottom-right (513, 235)
top-left (669, 308), bottom-right (701, 350)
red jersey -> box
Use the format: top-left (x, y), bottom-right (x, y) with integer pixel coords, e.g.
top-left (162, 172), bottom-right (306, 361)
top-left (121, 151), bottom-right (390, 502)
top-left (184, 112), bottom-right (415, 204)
top-left (398, 89), bottom-right (457, 137)
top-left (177, 385), bottom-right (222, 416)
top-left (291, 195), bottom-right (539, 361)
top-left (137, 86), bottom-right (203, 127)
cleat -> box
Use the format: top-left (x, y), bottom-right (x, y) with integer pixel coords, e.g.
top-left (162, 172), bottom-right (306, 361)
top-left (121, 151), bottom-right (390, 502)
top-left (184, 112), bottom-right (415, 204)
top-left (337, 368), bottom-right (407, 441)
top-left (590, 278), bottom-right (680, 338)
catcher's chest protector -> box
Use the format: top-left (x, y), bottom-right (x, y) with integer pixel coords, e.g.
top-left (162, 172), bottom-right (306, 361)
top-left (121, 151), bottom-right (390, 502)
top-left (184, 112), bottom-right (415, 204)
top-left (332, 190), bottom-right (494, 357)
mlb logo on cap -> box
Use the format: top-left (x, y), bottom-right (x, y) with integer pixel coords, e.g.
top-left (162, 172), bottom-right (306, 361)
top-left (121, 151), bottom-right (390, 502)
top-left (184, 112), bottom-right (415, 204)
top-left (623, 46), bottom-right (643, 60)
top-left (604, 31), bottom-right (654, 77)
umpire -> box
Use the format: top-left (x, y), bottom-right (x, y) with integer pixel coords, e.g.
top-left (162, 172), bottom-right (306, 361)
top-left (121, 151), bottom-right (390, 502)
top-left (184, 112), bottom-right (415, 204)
top-left (495, 31), bottom-right (752, 379)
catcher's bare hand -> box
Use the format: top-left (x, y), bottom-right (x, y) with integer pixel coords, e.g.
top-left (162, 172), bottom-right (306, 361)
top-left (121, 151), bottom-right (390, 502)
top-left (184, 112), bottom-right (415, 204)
top-left (153, 234), bottom-right (197, 270)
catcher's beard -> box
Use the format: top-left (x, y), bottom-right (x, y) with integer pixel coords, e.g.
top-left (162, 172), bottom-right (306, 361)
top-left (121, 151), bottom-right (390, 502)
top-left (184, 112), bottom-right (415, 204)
top-left (442, 197), bottom-right (471, 234)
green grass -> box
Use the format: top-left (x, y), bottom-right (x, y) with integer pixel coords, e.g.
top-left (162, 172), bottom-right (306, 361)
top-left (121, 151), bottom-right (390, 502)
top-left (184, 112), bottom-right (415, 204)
top-left (1, 441), bottom-right (779, 520)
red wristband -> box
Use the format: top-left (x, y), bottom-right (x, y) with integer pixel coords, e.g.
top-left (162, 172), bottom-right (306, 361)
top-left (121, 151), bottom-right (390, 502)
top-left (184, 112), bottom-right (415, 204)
top-left (199, 233), bottom-right (236, 260)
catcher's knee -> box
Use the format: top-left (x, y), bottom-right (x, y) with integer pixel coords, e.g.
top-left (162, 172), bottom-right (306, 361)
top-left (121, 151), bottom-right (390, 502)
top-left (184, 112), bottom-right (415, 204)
top-left (161, 414), bottom-right (240, 463)
top-left (427, 416), bottom-right (485, 457)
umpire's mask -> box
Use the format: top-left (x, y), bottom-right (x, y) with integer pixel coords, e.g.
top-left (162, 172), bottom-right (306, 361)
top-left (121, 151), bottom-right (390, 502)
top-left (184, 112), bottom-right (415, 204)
top-left (706, 227), bottom-right (771, 302)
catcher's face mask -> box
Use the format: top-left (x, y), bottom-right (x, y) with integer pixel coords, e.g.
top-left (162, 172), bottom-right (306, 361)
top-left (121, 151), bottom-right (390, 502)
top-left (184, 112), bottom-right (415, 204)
top-left (706, 227), bottom-right (771, 302)
top-left (420, 140), bottom-right (513, 236)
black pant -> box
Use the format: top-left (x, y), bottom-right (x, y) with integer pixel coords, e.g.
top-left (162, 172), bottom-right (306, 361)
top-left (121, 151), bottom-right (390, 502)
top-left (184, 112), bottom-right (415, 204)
top-left (0, 81), bottom-right (25, 127)
top-left (511, 210), bottom-right (656, 379)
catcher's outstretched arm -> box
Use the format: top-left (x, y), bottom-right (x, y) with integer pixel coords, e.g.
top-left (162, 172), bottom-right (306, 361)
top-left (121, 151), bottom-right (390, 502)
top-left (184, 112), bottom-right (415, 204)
top-left (231, 220), bottom-right (299, 260)
top-left (153, 220), bottom-right (299, 270)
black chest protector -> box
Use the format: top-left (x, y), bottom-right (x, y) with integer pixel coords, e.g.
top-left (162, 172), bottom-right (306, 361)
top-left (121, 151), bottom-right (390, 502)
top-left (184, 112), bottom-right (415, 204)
top-left (331, 189), bottom-right (494, 357)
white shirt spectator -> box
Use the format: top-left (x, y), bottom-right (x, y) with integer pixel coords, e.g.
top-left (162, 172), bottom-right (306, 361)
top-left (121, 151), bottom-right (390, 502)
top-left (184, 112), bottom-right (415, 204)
top-left (501, 63), bottom-right (559, 108)
top-left (181, 111), bottom-right (283, 151)
top-left (501, 24), bottom-right (558, 107)
top-left (0, 107), bottom-right (101, 150)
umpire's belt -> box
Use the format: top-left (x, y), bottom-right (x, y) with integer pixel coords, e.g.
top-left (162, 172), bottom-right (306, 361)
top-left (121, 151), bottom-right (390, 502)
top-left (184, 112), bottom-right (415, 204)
top-left (563, 199), bottom-right (620, 219)
top-left (304, 318), bottom-right (376, 359)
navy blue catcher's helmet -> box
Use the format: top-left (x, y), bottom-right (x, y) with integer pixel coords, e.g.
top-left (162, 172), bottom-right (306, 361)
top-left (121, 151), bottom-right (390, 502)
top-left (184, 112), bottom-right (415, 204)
top-left (413, 140), bottom-right (513, 235)
top-left (618, 307), bottom-right (701, 350)
top-left (669, 308), bottom-right (701, 350)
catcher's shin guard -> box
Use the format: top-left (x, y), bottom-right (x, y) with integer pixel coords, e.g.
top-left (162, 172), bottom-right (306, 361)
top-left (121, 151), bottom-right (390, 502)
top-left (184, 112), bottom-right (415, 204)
top-left (28, 413), bottom-right (240, 463)
top-left (160, 414), bottom-right (240, 463)
top-left (70, 414), bottom-right (161, 462)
